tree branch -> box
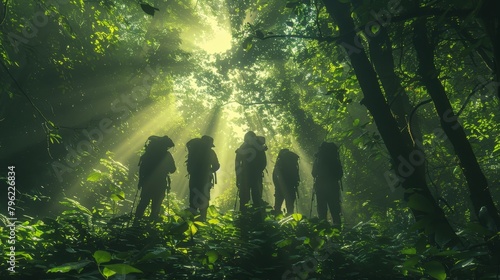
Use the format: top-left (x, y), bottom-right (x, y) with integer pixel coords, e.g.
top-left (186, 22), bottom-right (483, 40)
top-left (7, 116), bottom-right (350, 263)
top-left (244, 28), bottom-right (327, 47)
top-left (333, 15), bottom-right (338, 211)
top-left (456, 82), bottom-right (488, 117)
top-left (0, 0), bottom-right (7, 26)
top-left (221, 100), bottom-right (286, 107)
top-left (0, 59), bottom-right (57, 130)
top-left (391, 7), bottom-right (473, 23)
top-left (256, 8), bottom-right (473, 46)
top-left (314, 0), bottom-right (323, 38)
top-left (261, 34), bottom-right (339, 43)
top-left (408, 98), bottom-right (432, 146)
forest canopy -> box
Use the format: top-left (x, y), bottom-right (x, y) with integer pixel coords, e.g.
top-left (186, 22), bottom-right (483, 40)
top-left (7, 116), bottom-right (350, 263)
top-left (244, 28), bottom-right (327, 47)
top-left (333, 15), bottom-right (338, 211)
top-left (1, 0), bottom-right (499, 279)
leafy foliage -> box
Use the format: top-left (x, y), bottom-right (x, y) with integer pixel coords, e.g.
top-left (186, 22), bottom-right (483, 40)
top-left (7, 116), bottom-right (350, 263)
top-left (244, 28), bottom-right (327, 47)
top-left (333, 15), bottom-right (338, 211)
top-left (1, 194), bottom-right (499, 279)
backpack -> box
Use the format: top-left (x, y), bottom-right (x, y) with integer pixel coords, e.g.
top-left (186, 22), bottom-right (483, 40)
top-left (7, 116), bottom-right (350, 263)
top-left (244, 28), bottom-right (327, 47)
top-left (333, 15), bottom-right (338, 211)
top-left (143, 136), bottom-right (174, 155)
top-left (275, 149), bottom-right (300, 188)
top-left (138, 135), bottom-right (175, 187)
top-left (316, 142), bottom-right (343, 180)
top-left (186, 138), bottom-right (210, 175)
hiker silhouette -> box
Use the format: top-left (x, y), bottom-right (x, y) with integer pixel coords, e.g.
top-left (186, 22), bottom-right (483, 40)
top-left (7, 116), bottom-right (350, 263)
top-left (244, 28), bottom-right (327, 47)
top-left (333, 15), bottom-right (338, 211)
top-left (134, 135), bottom-right (176, 222)
top-left (235, 131), bottom-right (267, 212)
top-left (312, 142), bottom-right (343, 228)
top-left (273, 149), bottom-right (300, 215)
top-left (186, 135), bottom-right (220, 221)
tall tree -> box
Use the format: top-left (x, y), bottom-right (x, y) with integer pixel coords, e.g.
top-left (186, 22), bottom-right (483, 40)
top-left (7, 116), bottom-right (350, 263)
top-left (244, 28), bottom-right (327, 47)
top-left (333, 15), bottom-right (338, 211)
top-left (321, 0), bottom-right (459, 246)
top-left (368, 25), bottom-right (423, 143)
top-left (350, 0), bottom-right (422, 143)
top-left (412, 17), bottom-right (500, 230)
top-left (478, 0), bottom-right (500, 98)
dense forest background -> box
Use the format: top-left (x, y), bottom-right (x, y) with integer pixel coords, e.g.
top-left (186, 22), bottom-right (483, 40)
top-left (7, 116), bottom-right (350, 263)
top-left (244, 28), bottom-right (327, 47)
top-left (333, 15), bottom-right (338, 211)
top-left (1, 0), bottom-right (500, 279)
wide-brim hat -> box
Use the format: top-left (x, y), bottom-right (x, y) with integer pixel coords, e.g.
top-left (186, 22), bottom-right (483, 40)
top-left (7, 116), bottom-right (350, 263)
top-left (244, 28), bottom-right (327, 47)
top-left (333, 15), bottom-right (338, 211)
top-left (159, 136), bottom-right (175, 148)
top-left (244, 131), bottom-right (256, 143)
top-left (201, 135), bottom-right (215, 147)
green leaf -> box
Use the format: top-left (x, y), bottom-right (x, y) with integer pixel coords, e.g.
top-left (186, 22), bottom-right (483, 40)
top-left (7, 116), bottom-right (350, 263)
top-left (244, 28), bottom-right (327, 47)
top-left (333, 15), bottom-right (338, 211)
top-left (402, 256), bottom-right (419, 269)
top-left (312, 236), bottom-right (326, 248)
top-left (117, 190), bottom-right (125, 199)
top-left (276, 238), bottom-right (292, 248)
top-left (370, 24), bottom-right (380, 35)
top-left (407, 194), bottom-right (434, 213)
top-left (353, 118), bottom-right (360, 127)
top-left (451, 258), bottom-right (475, 271)
top-left (194, 221), bottom-right (207, 227)
top-left (206, 250), bottom-right (218, 264)
top-left (60, 198), bottom-right (92, 215)
top-left (302, 237), bottom-right (311, 245)
top-left (47, 260), bottom-right (92, 273)
top-left (292, 213), bottom-right (303, 221)
top-left (102, 267), bottom-right (117, 278)
top-left (185, 221), bottom-right (198, 236)
top-left (93, 250), bottom-right (111, 264)
top-left (242, 37), bottom-right (253, 52)
top-left (87, 171), bottom-right (102, 182)
top-left (422, 261), bottom-right (446, 280)
top-left (207, 205), bottom-right (218, 218)
top-left (401, 247), bottom-right (416, 255)
top-left (102, 264), bottom-right (142, 275)
top-left (111, 191), bottom-right (125, 202)
top-left (208, 218), bottom-right (219, 224)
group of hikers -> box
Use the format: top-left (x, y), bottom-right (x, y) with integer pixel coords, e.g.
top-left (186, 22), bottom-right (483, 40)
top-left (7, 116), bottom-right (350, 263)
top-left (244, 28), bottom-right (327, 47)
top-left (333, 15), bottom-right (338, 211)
top-left (133, 131), bottom-right (344, 228)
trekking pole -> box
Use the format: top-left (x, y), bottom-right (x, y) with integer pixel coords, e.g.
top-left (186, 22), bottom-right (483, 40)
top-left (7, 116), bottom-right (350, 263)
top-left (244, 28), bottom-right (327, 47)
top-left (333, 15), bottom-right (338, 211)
top-left (130, 188), bottom-right (139, 216)
top-left (309, 187), bottom-right (315, 218)
top-left (234, 188), bottom-right (239, 211)
top-left (295, 186), bottom-right (300, 214)
top-left (166, 190), bottom-right (170, 218)
top-left (166, 175), bottom-right (172, 219)
top-left (127, 188), bottom-right (140, 227)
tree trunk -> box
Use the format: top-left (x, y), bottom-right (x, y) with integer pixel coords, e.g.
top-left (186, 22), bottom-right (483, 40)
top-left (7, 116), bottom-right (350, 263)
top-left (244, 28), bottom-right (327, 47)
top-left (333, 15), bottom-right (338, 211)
top-left (412, 18), bottom-right (500, 229)
top-left (322, 0), bottom-right (460, 247)
top-left (478, 0), bottom-right (500, 98)
top-left (369, 26), bottom-right (423, 143)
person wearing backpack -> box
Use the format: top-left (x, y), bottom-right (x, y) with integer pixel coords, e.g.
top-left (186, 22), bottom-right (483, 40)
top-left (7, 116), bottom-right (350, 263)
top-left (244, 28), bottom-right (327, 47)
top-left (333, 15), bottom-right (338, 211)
top-left (235, 131), bottom-right (268, 212)
top-left (186, 135), bottom-right (220, 221)
top-left (273, 149), bottom-right (300, 215)
top-left (134, 135), bottom-right (176, 222)
top-left (312, 141), bottom-right (343, 228)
